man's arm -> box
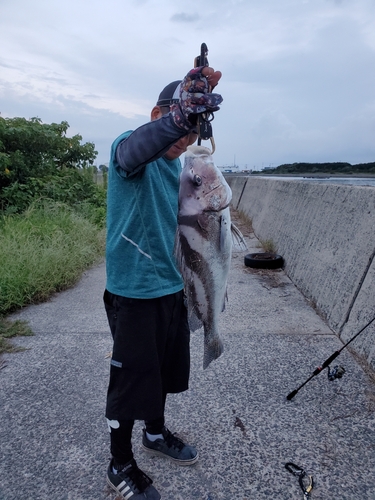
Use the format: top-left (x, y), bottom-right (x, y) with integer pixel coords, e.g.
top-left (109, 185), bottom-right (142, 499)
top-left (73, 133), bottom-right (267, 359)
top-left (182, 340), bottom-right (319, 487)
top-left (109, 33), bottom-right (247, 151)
top-left (116, 66), bottom-right (222, 175)
top-left (115, 114), bottom-right (188, 175)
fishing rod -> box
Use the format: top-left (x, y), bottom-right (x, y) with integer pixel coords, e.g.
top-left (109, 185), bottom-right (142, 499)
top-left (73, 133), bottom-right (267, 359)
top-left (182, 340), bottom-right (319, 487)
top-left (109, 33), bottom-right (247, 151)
top-left (286, 314), bottom-right (375, 400)
top-left (194, 42), bottom-right (216, 154)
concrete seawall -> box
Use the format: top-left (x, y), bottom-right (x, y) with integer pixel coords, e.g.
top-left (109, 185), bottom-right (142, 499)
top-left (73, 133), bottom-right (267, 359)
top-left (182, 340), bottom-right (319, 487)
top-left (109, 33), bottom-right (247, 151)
top-left (227, 175), bottom-right (375, 370)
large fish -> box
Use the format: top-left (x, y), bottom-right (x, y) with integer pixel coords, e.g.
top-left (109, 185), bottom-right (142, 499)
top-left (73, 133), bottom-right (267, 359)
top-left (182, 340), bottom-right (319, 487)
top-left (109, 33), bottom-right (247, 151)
top-left (175, 145), bottom-right (247, 369)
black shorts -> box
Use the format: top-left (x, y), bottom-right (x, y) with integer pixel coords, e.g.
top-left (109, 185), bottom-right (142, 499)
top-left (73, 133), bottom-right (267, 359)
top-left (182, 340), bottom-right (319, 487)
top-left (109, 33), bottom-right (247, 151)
top-left (104, 289), bottom-right (190, 421)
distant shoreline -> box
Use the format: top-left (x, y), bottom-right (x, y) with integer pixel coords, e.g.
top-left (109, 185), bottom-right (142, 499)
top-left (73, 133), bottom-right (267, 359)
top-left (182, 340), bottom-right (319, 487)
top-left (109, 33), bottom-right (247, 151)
top-left (250, 173), bottom-right (375, 178)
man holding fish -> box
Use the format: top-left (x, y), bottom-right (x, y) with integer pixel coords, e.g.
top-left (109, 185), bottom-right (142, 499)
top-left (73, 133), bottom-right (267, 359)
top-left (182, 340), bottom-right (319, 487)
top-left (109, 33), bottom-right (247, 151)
top-left (103, 63), bottom-right (233, 499)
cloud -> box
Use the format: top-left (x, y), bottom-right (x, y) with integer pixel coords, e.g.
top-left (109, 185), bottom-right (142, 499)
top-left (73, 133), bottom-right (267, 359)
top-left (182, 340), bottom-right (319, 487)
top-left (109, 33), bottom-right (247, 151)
top-left (1, 0), bottom-right (375, 169)
top-left (170, 12), bottom-right (199, 23)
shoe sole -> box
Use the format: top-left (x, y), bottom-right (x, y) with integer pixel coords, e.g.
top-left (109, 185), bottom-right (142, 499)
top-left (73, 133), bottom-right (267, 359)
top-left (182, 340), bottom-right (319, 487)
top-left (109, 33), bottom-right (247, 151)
top-left (141, 444), bottom-right (199, 466)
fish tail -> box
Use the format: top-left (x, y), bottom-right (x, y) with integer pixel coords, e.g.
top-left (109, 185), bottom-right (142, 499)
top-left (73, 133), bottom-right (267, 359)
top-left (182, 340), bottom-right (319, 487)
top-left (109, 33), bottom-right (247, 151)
top-left (203, 336), bottom-right (224, 369)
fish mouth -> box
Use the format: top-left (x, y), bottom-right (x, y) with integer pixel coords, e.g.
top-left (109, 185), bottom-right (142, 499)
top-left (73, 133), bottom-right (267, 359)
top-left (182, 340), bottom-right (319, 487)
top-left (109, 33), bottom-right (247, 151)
top-left (203, 201), bottom-right (230, 213)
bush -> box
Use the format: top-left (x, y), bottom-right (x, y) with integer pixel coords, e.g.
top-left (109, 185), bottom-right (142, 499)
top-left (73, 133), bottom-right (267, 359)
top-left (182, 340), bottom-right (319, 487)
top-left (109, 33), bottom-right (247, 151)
top-left (0, 168), bottom-right (107, 226)
top-left (0, 203), bottom-right (105, 316)
top-left (0, 117), bottom-right (97, 190)
top-left (0, 117), bottom-right (106, 351)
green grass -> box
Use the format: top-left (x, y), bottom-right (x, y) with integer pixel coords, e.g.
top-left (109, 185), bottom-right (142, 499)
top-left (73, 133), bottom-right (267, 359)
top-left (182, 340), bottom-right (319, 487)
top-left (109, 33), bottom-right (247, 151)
top-left (0, 318), bottom-right (33, 354)
top-left (236, 210), bottom-right (253, 232)
top-left (258, 238), bottom-right (277, 253)
top-left (0, 202), bottom-right (105, 354)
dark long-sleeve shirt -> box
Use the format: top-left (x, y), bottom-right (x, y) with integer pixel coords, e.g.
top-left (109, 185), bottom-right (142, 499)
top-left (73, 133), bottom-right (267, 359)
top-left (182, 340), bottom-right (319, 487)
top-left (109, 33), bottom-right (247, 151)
top-left (115, 113), bottom-right (188, 176)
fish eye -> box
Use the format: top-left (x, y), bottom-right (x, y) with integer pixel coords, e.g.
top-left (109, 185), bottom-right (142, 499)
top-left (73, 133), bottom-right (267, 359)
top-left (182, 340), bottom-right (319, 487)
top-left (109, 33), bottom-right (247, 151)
top-left (193, 174), bottom-right (202, 186)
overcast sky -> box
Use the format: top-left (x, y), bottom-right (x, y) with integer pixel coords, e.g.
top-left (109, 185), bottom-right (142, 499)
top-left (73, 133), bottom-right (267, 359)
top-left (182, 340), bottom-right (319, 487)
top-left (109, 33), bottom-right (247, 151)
top-left (1, 0), bottom-right (375, 170)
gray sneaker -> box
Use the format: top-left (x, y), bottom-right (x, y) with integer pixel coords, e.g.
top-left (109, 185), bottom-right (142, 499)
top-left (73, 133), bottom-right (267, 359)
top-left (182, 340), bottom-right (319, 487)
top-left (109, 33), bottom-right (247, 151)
top-left (142, 427), bottom-right (199, 466)
top-left (106, 458), bottom-right (161, 499)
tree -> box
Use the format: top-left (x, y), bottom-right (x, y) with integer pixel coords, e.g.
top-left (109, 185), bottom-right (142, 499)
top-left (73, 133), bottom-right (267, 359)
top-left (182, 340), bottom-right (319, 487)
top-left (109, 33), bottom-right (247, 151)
top-left (0, 117), bottom-right (97, 190)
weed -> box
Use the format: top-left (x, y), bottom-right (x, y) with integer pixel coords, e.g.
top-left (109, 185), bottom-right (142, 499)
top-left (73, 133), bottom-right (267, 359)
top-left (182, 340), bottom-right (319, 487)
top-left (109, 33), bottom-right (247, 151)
top-left (0, 202), bottom-right (105, 316)
top-left (0, 318), bottom-right (33, 355)
top-left (233, 209), bottom-right (253, 234)
top-left (258, 238), bottom-right (277, 253)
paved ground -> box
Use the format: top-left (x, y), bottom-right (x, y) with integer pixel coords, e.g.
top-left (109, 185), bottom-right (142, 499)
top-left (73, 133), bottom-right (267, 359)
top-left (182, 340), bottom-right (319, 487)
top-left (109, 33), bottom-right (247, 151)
top-left (1, 212), bottom-right (375, 500)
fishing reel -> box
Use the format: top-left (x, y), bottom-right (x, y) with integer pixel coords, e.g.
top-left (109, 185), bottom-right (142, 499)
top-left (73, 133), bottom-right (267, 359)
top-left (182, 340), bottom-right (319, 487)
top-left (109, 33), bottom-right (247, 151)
top-left (287, 315), bottom-right (375, 400)
top-left (327, 365), bottom-right (345, 381)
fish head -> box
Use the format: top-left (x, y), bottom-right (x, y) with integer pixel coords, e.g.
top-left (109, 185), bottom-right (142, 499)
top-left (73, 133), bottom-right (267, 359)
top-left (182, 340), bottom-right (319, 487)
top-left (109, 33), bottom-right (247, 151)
top-left (179, 145), bottom-right (232, 216)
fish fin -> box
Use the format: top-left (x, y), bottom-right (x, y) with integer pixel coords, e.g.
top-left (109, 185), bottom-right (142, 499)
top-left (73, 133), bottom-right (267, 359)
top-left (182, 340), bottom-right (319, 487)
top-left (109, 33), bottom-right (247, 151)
top-left (203, 335), bottom-right (224, 369)
top-left (188, 308), bottom-right (203, 332)
top-left (197, 213), bottom-right (210, 232)
top-left (221, 287), bottom-right (228, 313)
top-left (184, 285), bottom-right (203, 332)
top-left (220, 213), bottom-right (231, 251)
top-left (173, 227), bottom-right (183, 269)
top-left (231, 223), bottom-right (248, 252)
top-left (175, 228), bottom-right (203, 332)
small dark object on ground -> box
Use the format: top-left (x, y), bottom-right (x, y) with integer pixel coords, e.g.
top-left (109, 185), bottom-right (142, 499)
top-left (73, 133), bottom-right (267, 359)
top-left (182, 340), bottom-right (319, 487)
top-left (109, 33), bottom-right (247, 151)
top-left (244, 252), bottom-right (284, 269)
top-left (328, 365), bottom-right (346, 381)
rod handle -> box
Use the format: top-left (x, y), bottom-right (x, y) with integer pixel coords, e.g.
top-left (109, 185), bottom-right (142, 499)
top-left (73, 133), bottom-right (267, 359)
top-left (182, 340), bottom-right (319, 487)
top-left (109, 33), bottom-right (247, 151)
top-left (321, 350), bottom-right (340, 369)
top-left (286, 389), bottom-right (298, 401)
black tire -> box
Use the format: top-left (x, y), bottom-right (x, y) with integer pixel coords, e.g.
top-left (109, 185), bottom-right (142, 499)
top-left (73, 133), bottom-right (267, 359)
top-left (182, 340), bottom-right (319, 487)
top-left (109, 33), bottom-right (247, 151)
top-left (244, 252), bottom-right (284, 269)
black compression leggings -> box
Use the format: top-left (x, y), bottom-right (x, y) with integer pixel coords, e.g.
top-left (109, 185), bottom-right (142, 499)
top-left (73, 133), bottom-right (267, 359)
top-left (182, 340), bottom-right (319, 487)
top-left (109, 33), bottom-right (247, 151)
top-left (110, 392), bottom-right (167, 465)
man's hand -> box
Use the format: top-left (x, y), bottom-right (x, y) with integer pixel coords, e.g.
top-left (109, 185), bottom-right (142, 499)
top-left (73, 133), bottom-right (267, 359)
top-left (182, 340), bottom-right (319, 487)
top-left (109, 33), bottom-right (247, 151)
top-left (202, 66), bottom-right (222, 89)
top-left (171, 66), bottom-right (223, 131)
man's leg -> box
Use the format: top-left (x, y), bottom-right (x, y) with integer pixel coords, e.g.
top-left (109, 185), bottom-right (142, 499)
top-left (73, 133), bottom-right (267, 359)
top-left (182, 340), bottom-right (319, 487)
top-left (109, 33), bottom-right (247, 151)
top-left (108, 419), bottom-right (134, 468)
top-left (144, 391), bottom-right (166, 437)
top-left (104, 290), bottom-right (161, 499)
top-left (142, 294), bottom-right (198, 466)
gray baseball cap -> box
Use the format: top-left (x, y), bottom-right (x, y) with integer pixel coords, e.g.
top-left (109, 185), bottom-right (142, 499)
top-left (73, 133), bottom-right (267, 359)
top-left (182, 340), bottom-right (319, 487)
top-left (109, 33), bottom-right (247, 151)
top-left (156, 80), bottom-right (182, 106)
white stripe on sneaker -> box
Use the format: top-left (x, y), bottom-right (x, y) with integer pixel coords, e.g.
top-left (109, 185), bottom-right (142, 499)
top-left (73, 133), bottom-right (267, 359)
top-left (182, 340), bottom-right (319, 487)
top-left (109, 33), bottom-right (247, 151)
top-left (117, 481), bottom-right (133, 499)
top-left (124, 490), bottom-right (134, 500)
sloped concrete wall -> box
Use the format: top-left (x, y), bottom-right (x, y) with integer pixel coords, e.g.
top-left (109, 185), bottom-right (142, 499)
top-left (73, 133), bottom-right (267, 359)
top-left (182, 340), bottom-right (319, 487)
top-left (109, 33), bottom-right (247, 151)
top-left (227, 176), bottom-right (248, 210)
top-left (227, 176), bottom-right (375, 370)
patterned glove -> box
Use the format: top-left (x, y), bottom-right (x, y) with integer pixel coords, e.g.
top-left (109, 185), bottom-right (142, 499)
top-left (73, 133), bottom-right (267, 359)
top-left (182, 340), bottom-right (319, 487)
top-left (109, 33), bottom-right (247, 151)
top-left (171, 67), bottom-right (223, 131)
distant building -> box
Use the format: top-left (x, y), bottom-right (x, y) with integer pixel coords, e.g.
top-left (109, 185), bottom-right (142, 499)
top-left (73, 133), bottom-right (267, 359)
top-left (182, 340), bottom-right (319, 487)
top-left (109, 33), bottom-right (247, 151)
top-left (218, 165), bottom-right (240, 173)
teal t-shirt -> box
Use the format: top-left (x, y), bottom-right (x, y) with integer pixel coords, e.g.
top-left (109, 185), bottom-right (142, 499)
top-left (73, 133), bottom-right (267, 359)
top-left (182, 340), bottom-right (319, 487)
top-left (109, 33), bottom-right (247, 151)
top-left (105, 131), bottom-right (184, 298)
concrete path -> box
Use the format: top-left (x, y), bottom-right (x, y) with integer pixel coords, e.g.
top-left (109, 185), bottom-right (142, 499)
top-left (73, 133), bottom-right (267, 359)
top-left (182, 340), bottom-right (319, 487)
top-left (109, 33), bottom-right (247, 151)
top-left (1, 212), bottom-right (375, 500)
